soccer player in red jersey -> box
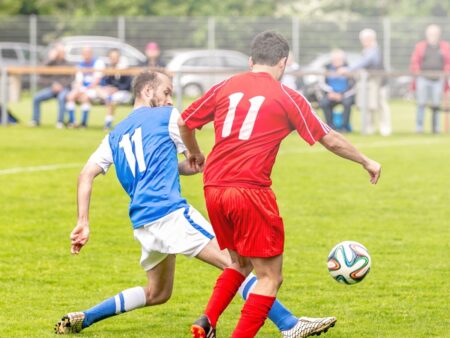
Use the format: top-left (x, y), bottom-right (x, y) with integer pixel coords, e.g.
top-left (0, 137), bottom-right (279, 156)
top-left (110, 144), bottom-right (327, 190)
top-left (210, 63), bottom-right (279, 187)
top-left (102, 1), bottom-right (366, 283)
top-left (178, 31), bottom-right (381, 338)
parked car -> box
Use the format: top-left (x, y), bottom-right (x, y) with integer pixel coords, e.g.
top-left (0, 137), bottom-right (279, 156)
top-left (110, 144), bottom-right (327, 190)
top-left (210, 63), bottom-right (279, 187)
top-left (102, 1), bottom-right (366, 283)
top-left (0, 42), bottom-right (45, 90)
top-left (165, 49), bottom-right (249, 97)
top-left (49, 36), bottom-right (146, 67)
top-left (0, 42), bottom-right (45, 66)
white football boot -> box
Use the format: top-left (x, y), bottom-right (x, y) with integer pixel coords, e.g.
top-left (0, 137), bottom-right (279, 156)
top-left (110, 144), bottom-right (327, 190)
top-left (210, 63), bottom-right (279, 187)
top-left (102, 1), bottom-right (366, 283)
top-left (281, 316), bottom-right (337, 338)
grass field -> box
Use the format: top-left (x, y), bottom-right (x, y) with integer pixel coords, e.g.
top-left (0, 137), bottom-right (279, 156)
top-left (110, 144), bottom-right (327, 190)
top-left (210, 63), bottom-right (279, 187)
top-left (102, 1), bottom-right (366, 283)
top-left (0, 98), bottom-right (449, 337)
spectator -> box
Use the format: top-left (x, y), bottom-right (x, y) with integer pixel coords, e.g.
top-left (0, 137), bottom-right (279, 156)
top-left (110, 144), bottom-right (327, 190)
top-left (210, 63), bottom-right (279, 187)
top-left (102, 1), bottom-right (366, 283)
top-left (318, 49), bottom-right (355, 132)
top-left (340, 28), bottom-right (391, 136)
top-left (144, 42), bottom-right (165, 68)
top-left (30, 44), bottom-right (72, 128)
top-left (65, 47), bottom-right (105, 128)
top-left (97, 49), bottom-right (132, 130)
top-left (410, 24), bottom-right (450, 134)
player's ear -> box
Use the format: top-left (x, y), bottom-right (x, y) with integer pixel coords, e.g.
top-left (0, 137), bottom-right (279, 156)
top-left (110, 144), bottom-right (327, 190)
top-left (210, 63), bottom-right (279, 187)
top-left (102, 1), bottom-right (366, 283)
top-left (248, 57), bottom-right (254, 70)
top-left (143, 84), bottom-right (154, 100)
top-left (279, 56), bottom-right (288, 69)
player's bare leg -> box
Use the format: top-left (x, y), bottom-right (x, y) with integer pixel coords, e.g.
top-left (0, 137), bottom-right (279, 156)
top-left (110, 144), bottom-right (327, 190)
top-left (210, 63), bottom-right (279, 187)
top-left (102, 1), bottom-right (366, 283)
top-left (55, 255), bottom-right (176, 334)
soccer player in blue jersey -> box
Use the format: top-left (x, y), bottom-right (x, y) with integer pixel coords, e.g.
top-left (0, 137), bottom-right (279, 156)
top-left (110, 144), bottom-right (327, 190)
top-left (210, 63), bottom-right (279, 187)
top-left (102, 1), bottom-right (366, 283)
top-left (55, 70), bottom-right (334, 337)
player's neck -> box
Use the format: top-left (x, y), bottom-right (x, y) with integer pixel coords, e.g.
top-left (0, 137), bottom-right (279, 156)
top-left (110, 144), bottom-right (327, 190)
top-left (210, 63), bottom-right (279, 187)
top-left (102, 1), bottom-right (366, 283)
top-left (251, 65), bottom-right (280, 81)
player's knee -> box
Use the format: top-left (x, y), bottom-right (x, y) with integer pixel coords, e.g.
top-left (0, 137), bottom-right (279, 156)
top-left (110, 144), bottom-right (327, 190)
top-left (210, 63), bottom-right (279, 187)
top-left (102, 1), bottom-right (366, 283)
top-left (144, 286), bottom-right (172, 306)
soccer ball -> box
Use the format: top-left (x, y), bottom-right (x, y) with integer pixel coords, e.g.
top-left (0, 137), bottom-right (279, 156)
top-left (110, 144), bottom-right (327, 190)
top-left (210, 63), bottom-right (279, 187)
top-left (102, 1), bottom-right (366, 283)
top-left (327, 241), bottom-right (371, 284)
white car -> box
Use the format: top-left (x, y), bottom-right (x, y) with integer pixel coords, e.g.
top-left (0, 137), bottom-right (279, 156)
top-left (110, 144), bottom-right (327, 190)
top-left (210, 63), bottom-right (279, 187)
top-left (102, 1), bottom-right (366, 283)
top-left (165, 49), bottom-right (249, 97)
top-left (49, 36), bottom-right (146, 67)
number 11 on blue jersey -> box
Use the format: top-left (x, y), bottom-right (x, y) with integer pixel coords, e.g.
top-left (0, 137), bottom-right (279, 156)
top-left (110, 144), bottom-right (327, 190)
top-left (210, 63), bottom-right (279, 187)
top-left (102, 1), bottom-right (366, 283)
top-left (119, 127), bottom-right (146, 177)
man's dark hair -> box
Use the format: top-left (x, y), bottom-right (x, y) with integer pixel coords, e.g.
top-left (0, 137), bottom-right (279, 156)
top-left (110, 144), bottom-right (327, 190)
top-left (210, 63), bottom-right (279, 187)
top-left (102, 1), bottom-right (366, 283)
top-left (132, 70), bottom-right (171, 98)
top-left (132, 71), bottom-right (160, 98)
top-left (250, 31), bottom-right (290, 66)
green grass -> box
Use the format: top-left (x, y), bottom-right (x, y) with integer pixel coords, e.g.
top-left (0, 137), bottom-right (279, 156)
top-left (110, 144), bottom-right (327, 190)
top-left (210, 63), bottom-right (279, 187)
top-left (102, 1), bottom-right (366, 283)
top-left (0, 97), bottom-right (449, 337)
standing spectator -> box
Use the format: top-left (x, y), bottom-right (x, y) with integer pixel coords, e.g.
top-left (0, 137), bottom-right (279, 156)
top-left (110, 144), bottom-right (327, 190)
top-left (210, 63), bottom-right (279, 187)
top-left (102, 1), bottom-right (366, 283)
top-left (319, 49), bottom-right (355, 132)
top-left (340, 29), bottom-right (391, 136)
top-left (144, 42), bottom-right (165, 68)
top-left (65, 47), bottom-right (105, 128)
top-left (410, 24), bottom-right (450, 134)
top-left (30, 44), bottom-right (72, 128)
top-left (97, 49), bottom-right (132, 130)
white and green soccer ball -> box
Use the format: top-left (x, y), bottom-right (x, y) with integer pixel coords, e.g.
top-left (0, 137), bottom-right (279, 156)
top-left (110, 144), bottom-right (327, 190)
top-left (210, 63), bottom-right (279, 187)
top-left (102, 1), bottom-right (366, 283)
top-left (327, 241), bottom-right (371, 284)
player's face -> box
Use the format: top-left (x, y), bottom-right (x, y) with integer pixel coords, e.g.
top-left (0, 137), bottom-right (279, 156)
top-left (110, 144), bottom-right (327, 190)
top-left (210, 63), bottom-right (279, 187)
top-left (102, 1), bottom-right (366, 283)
top-left (150, 75), bottom-right (173, 107)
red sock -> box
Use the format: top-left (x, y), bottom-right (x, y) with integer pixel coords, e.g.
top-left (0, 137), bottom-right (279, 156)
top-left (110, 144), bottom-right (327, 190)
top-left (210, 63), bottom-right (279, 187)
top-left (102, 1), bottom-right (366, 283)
top-left (231, 293), bottom-right (276, 338)
top-left (204, 268), bottom-right (245, 327)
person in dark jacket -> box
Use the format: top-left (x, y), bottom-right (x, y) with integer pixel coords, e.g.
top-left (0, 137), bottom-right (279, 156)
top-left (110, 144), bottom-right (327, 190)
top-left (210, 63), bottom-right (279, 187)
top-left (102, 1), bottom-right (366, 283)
top-left (98, 49), bottom-right (133, 130)
top-left (31, 44), bottom-right (72, 128)
top-left (319, 49), bottom-right (355, 132)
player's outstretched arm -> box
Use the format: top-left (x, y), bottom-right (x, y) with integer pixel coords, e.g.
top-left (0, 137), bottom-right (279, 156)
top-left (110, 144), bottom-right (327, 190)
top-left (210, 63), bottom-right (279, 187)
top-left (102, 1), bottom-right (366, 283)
top-left (177, 117), bottom-right (205, 172)
top-left (319, 130), bottom-right (381, 184)
top-left (71, 163), bottom-right (104, 254)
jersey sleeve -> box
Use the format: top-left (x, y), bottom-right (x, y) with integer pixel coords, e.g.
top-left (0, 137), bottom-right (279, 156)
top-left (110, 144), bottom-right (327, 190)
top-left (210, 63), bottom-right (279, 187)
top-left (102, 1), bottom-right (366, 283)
top-left (169, 108), bottom-right (187, 154)
top-left (181, 80), bottom-right (226, 130)
top-left (88, 135), bottom-right (114, 173)
top-left (281, 84), bottom-right (331, 145)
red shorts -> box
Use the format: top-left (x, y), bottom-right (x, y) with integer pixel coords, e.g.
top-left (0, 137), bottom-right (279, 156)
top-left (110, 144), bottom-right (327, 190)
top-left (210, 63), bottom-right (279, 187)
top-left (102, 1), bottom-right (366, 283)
top-left (204, 186), bottom-right (284, 257)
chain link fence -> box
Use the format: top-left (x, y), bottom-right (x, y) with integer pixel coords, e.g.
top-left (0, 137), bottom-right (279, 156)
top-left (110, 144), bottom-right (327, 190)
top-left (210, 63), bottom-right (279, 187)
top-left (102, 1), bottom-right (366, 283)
top-left (1, 15), bottom-right (450, 69)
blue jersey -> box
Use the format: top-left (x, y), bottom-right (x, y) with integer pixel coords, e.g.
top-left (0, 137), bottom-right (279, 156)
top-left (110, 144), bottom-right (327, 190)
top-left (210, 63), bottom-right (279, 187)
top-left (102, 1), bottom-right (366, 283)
top-left (88, 106), bottom-right (188, 229)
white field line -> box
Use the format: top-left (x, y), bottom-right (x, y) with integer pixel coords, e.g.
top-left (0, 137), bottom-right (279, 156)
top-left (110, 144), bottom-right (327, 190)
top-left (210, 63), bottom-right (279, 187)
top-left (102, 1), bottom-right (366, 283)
top-left (279, 138), bottom-right (449, 155)
top-left (0, 163), bottom-right (83, 176)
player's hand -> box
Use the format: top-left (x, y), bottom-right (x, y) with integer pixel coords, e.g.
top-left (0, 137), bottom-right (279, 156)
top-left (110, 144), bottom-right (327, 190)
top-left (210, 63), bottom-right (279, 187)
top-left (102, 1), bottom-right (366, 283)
top-left (187, 151), bottom-right (205, 173)
top-left (70, 222), bottom-right (90, 255)
top-left (362, 159), bottom-right (381, 184)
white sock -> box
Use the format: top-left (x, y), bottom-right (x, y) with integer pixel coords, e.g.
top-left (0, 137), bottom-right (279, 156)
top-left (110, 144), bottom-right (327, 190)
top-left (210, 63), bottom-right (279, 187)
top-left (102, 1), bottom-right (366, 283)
top-left (116, 286), bottom-right (147, 313)
top-left (237, 272), bottom-right (258, 300)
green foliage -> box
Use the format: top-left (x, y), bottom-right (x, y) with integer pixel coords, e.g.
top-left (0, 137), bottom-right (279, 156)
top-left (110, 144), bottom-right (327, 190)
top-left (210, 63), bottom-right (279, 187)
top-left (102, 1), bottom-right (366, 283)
top-left (0, 97), bottom-right (449, 337)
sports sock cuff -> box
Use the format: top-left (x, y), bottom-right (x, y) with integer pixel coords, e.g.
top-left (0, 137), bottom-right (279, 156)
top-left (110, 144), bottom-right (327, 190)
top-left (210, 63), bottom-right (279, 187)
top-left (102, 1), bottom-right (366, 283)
top-left (237, 273), bottom-right (257, 300)
top-left (223, 268), bottom-right (246, 285)
top-left (121, 286), bottom-right (147, 311)
top-left (247, 293), bottom-right (276, 309)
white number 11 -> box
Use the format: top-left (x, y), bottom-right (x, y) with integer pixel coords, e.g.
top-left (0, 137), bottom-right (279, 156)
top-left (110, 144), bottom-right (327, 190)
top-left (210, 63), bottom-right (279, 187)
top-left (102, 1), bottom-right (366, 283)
top-left (222, 92), bottom-right (265, 140)
top-left (119, 127), bottom-right (146, 177)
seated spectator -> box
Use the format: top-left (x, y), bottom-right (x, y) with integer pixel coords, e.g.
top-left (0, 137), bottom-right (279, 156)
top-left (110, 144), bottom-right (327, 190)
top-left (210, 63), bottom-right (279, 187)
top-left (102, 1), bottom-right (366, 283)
top-left (97, 48), bottom-right (133, 130)
top-left (144, 42), bottom-right (165, 68)
top-left (65, 47), bottom-right (105, 128)
top-left (30, 44), bottom-right (72, 128)
top-left (410, 24), bottom-right (450, 134)
top-left (319, 49), bottom-right (355, 132)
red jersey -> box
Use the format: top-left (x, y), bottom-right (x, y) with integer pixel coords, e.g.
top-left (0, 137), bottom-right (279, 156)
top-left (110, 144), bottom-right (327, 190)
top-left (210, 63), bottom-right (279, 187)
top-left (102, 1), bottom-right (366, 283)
top-left (181, 71), bottom-right (330, 188)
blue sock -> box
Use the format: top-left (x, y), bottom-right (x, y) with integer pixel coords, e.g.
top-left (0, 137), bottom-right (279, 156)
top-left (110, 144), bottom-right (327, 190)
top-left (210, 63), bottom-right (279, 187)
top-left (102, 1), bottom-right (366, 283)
top-left (81, 110), bottom-right (89, 126)
top-left (82, 287), bottom-right (146, 328)
top-left (68, 110), bottom-right (75, 124)
top-left (238, 274), bottom-right (298, 331)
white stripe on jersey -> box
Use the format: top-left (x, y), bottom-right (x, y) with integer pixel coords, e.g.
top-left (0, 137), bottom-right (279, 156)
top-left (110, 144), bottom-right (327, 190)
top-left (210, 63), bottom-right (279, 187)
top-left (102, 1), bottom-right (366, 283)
top-left (182, 80), bottom-right (228, 122)
top-left (280, 83), bottom-right (330, 142)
